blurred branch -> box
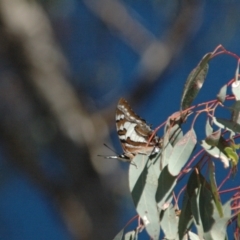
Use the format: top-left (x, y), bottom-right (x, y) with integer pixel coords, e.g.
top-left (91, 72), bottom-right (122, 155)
top-left (84, 0), bottom-right (203, 103)
top-left (83, 0), bottom-right (156, 54)
top-left (0, 0), bottom-right (96, 146)
top-left (0, 0), bottom-right (118, 239)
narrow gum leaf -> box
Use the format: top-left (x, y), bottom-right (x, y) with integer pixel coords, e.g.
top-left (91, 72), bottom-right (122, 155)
top-left (178, 190), bottom-right (193, 240)
top-left (205, 118), bottom-right (213, 137)
top-left (238, 212), bottom-right (240, 228)
top-left (205, 129), bottom-right (221, 147)
top-left (235, 61), bottom-right (239, 82)
top-left (113, 228), bottom-right (124, 240)
top-left (217, 84), bottom-right (227, 103)
top-left (199, 177), bottom-right (215, 233)
top-left (155, 166), bottom-right (177, 209)
top-left (168, 128), bottom-right (197, 176)
top-left (229, 101), bottom-right (240, 124)
top-left (208, 161), bottom-right (223, 217)
top-left (201, 140), bottom-right (229, 168)
top-left (129, 155), bottom-right (160, 240)
top-left (124, 230), bottom-right (137, 240)
top-left (188, 231), bottom-right (201, 240)
top-left (216, 118), bottom-right (240, 133)
top-left (178, 170), bottom-right (202, 240)
top-left (199, 53), bottom-right (213, 67)
top-left (224, 147), bottom-right (238, 166)
top-left (181, 53), bottom-right (212, 111)
top-left (161, 205), bottom-right (178, 239)
top-left (206, 199), bottom-right (232, 240)
top-left (232, 80), bottom-right (240, 100)
top-left (212, 117), bottom-right (235, 136)
top-left (160, 138), bottom-right (173, 170)
top-left (164, 111), bottom-right (184, 146)
top-left (199, 176), bottom-right (230, 240)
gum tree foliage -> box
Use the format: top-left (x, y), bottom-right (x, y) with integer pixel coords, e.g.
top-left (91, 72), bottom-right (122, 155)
top-left (113, 45), bottom-right (240, 240)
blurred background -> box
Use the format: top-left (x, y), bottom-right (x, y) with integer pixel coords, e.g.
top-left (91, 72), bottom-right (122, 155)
top-left (0, 0), bottom-right (240, 239)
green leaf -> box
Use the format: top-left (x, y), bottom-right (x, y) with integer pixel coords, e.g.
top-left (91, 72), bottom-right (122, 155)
top-left (229, 101), bottom-right (240, 124)
top-left (179, 191), bottom-right (193, 240)
top-left (208, 160), bottom-right (223, 217)
top-left (155, 165), bottom-right (177, 209)
top-left (113, 228), bottom-right (124, 240)
top-left (204, 198), bottom-right (231, 240)
top-left (201, 140), bottom-right (229, 168)
top-left (181, 53), bottom-right (212, 111)
top-left (238, 212), bottom-right (240, 228)
top-left (216, 118), bottom-right (240, 133)
top-left (212, 117), bottom-right (234, 136)
top-left (160, 143), bottom-right (173, 170)
top-left (179, 170), bottom-right (202, 240)
top-left (124, 230), bottom-right (137, 240)
top-left (198, 177), bottom-right (230, 240)
top-left (205, 118), bottom-right (213, 137)
top-left (188, 231), bottom-right (201, 240)
top-left (224, 147), bottom-right (238, 166)
top-left (203, 132), bottom-right (230, 167)
top-left (129, 155), bottom-right (160, 240)
top-left (205, 129), bottom-right (221, 147)
top-left (164, 111), bottom-right (184, 147)
top-left (231, 80), bottom-right (240, 100)
top-left (168, 128), bottom-right (197, 176)
top-left (217, 84), bottom-right (227, 103)
top-left (161, 205), bottom-right (178, 239)
top-left (192, 195), bottom-right (204, 239)
top-left (160, 131), bottom-right (173, 170)
top-left (199, 177), bottom-right (215, 233)
top-left (168, 123), bottom-right (183, 146)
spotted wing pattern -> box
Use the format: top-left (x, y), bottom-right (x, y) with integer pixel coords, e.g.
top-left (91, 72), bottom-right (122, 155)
top-left (116, 98), bottom-right (161, 160)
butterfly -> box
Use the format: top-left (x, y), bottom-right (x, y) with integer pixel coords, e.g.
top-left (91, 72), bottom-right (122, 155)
top-left (104, 98), bottom-right (162, 162)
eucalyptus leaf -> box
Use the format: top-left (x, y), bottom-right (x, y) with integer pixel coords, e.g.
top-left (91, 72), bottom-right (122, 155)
top-left (199, 177), bottom-right (215, 233)
top-left (238, 212), bottom-right (240, 229)
top-left (124, 230), bottom-right (137, 240)
top-left (204, 198), bottom-right (232, 240)
top-left (205, 129), bottom-right (221, 147)
top-left (179, 190), bottom-right (194, 240)
top-left (179, 170), bottom-right (203, 240)
top-left (198, 177), bottom-right (230, 240)
top-left (161, 205), bottom-right (179, 239)
top-left (205, 118), bottom-right (213, 137)
top-left (208, 161), bottom-right (223, 217)
top-left (231, 80), bottom-right (240, 100)
top-left (217, 84), bottom-right (227, 103)
top-left (168, 128), bottom-right (197, 176)
top-left (193, 213), bottom-right (204, 240)
top-left (168, 124), bottom-right (183, 146)
top-left (129, 155), bottom-right (160, 239)
top-left (224, 147), bottom-right (238, 166)
top-left (189, 172), bottom-right (204, 239)
top-left (201, 140), bottom-right (229, 168)
top-left (181, 53), bottom-right (212, 111)
top-left (164, 111), bottom-right (184, 146)
top-left (160, 134), bottom-right (173, 170)
top-left (212, 117), bottom-right (234, 136)
top-left (155, 165), bottom-right (177, 210)
top-left (229, 101), bottom-right (240, 124)
top-left (216, 118), bottom-right (240, 133)
top-left (188, 231), bottom-right (201, 240)
top-left (202, 133), bottom-right (230, 167)
top-left (113, 228), bottom-right (124, 240)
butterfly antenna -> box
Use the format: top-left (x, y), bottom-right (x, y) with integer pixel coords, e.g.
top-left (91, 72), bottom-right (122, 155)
top-left (103, 143), bottom-right (119, 155)
top-left (97, 144), bottom-right (120, 158)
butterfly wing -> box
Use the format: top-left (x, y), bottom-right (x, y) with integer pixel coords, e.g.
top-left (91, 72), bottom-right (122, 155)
top-left (116, 98), bottom-right (158, 159)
